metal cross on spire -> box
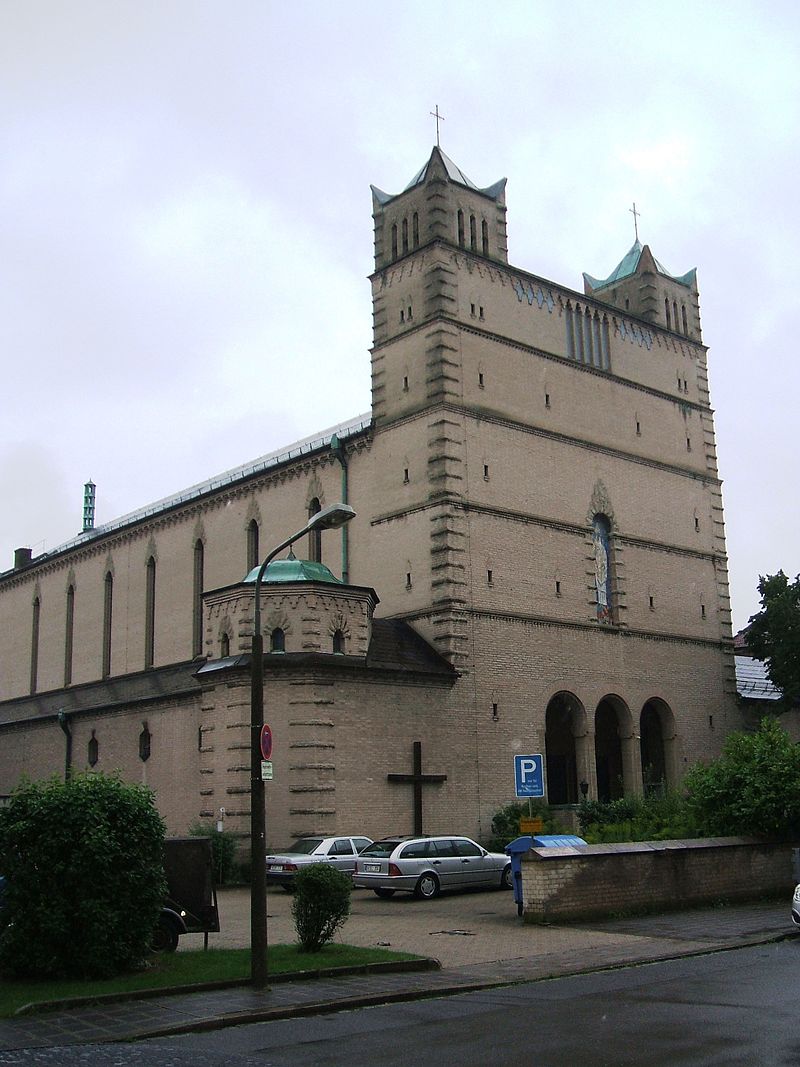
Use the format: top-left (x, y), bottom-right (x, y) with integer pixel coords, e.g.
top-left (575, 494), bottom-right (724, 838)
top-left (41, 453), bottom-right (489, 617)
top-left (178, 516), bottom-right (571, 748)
top-left (629, 202), bottom-right (641, 242)
top-left (429, 105), bottom-right (445, 147)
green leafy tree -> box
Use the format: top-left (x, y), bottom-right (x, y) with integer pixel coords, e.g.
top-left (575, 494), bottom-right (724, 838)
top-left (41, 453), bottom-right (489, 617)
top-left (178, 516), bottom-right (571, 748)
top-left (0, 773), bottom-right (167, 979)
top-left (684, 717), bottom-right (800, 839)
top-left (291, 864), bottom-right (351, 952)
top-left (746, 571), bottom-right (800, 708)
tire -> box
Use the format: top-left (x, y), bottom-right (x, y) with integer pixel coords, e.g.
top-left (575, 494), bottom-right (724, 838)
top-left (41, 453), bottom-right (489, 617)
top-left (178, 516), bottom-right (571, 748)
top-left (374, 888), bottom-right (396, 899)
top-left (501, 864), bottom-right (513, 890)
top-left (151, 914), bottom-right (180, 953)
top-left (414, 872), bottom-right (440, 900)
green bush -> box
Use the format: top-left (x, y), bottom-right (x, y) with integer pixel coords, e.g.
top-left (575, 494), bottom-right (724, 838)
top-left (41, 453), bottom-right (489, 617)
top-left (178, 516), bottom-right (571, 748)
top-left (488, 800), bottom-right (558, 852)
top-left (189, 822), bottom-right (239, 885)
top-left (578, 792), bottom-right (698, 843)
top-left (290, 864), bottom-right (351, 952)
top-left (684, 717), bottom-right (800, 839)
top-left (0, 773), bottom-right (166, 979)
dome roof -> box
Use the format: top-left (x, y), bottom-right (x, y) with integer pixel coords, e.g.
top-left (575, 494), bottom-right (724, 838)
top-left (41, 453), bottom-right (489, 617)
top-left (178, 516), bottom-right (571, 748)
top-left (243, 558), bottom-right (343, 585)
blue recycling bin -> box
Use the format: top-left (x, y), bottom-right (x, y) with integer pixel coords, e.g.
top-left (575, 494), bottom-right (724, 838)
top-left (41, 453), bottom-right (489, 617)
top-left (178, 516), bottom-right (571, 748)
top-left (505, 834), bottom-right (588, 916)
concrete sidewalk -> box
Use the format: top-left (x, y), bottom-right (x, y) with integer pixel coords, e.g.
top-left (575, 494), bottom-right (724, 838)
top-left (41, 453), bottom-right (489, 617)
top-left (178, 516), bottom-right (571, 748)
top-left (0, 892), bottom-right (794, 1052)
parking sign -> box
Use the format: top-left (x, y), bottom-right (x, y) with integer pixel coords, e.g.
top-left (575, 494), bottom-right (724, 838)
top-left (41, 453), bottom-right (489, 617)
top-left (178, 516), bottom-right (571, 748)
top-left (514, 754), bottom-right (545, 798)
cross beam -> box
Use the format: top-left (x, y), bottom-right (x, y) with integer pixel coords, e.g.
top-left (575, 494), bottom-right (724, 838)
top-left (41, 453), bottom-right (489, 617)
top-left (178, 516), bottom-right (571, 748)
top-left (388, 740), bottom-right (447, 836)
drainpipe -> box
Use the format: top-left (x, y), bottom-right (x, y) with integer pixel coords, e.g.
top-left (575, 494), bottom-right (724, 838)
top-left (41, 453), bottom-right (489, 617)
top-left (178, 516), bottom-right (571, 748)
top-left (57, 709), bottom-right (72, 781)
top-left (329, 434), bottom-right (350, 584)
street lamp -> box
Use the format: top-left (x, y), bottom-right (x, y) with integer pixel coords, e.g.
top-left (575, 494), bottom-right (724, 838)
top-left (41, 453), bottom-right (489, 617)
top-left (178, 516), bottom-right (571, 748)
top-left (249, 502), bottom-right (355, 988)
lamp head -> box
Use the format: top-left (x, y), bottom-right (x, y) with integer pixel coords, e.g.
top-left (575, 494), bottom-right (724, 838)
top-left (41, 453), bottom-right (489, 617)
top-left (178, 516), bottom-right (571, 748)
top-left (306, 503), bottom-right (355, 533)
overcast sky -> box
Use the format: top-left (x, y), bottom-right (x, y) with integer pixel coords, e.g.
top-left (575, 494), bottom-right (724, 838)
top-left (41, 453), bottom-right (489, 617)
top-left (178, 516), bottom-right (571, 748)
top-left (2, 0), bottom-right (798, 632)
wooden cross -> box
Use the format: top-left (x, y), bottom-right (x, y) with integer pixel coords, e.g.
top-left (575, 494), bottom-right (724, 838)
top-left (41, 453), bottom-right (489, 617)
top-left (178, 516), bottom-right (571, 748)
top-left (629, 201), bottom-right (641, 242)
top-left (388, 740), bottom-right (447, 835)
top-left (429, 105), bottom-right (445, 147)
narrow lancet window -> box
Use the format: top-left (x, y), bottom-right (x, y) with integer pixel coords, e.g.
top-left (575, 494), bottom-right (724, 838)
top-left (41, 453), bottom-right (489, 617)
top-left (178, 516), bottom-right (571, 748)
top-left (592, 515), bottom-right (613, 625)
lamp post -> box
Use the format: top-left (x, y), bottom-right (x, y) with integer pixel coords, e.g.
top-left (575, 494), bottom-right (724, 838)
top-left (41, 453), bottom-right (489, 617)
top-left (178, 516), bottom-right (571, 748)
top-left (249, 503), bottom-right (355, 988)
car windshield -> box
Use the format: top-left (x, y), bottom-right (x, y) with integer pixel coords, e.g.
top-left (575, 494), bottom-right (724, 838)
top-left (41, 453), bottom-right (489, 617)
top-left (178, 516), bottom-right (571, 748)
top-left (287, 838), bottom-right (325, 855)
top-left (360, 839), bottom-right (401, 858)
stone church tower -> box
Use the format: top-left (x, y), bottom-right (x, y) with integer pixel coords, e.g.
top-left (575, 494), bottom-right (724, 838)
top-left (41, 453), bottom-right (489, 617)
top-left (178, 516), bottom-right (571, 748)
top-left (0, 146), bottom-right (738, 843)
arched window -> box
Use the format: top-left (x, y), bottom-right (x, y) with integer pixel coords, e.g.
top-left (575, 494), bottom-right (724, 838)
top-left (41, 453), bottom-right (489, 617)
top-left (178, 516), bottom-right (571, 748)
top-left (469, 214), bottom-right (477, 251)
top-left (681, 304), bottom-right (688, 334)
top-left (220, 632), bottom-right (230, 658)
top-left (412, 212), bottom-right (419, 248)
top-left (145, 557), bottom-right (156, 669)
top-left (592, 515), bottom-right (613, 625)
top-left (391, 223), bottom-right (398, 259)
top-left (139, 722), bottom-right (151, 762)
top-left (401, 217), bottom-right (409, 254)
top-left (457, 209), bottom-right (465, 246)
top-left (193, 539), bottom-right (204, 658)
top-left (247, 519), bottom-right (259, 572)
top-left (481, 219), bottom-right (489, 256)
top-left (308, 498), bottom-right (322, 563)
top-left (30, 596), bottom-right (40, 695)
top-left (332, 629), bottom-right (345, 654)
top-left (664, 297), bottom-right (671, 330)
top-left (64, 584), bottom-right (75, 687)
top-left (88, 729), bottom-right (98, 768)
top-left (102, 572), bottom-right (113, 678)
top-left (270, 627), bottom-right (285, 653)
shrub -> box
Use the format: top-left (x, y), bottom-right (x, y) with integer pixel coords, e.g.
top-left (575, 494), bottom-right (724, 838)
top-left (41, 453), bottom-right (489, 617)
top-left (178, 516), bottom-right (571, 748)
top-left (578, 792), bottom-right (698, 843)
top-left (189, 822), bottom-right (239, 885)
top-left (684, 717), bottom-right (800, 839)
top-left (488, 800), bottom-right (558, 852)
top-left (0, 773), bottom-right (166, 979)
top-left (290, 864), bottom-right (351, 952)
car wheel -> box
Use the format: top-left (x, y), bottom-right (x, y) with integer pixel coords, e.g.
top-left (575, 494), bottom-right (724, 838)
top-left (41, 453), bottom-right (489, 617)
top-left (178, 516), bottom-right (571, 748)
top-left (151, 914), bottom-right (180, 953)
top-left (501, 864), bottom-right (513, 890)
top-left (414, 872), bottom-right (440, 900)
top-left (374, 888), bottom-right (396, 899)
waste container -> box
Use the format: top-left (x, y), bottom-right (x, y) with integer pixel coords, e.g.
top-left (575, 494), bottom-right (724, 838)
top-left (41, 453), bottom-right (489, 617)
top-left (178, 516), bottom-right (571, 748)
top-left (505, 834), bottom-right (588, 917)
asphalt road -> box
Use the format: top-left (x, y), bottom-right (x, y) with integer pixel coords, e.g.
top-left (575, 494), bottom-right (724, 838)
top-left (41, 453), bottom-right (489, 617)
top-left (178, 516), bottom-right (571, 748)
top-left (3, 939), bottom-right (797, 1066)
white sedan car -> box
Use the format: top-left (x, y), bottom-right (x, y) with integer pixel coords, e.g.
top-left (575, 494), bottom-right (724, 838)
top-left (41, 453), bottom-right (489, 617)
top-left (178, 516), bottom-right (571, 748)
top-left (266, 835), bottom-right (373, 889)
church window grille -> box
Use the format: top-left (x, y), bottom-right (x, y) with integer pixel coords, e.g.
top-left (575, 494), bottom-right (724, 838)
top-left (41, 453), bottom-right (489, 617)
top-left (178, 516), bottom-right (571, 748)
top-left (469, 214), bottom-right (477, 251)
top-left (88, 730), bottom-right (98, 768)
top-left (145, 557), bottom-right (156, 669)
top-left (481, 219), bottom-right (489, 256)
top-left (220, 632), bottom-right (230, 658)
top-left (457, 210), bottom-right (465, 247)
top-left (193, 540), bottom-right (204, 658)
top-left (665, 298), bottom-right (672, 330)
top-left (412, 212), bottom-right (419, 248)
top-left (332, 629), bottom-right (345, 654)
top-left (270, 628), bottom-right (285, 653)
top-left (247, 519), bottom-right (259, 572)
top-left (64, 584), bottom-right (75, 687)
top-left (139, 722), bottom-right (151, 762)
top-left (592, 515), bottom-right (614, 625)
top-left (401, 217), bottom-right (409, 254)
top-left (102, 572), bottom-right (113, 678)
top-left (30, 596), bottom-right (40, 695)
top-left (308, 498), bottom-right (322, 562)
top-left (682, 305), bottom-right (688, 334)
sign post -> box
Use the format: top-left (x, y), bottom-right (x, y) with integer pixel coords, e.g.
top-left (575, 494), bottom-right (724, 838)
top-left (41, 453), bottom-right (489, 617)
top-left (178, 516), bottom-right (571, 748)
top-left (514, 754), bottom-right (545, 799)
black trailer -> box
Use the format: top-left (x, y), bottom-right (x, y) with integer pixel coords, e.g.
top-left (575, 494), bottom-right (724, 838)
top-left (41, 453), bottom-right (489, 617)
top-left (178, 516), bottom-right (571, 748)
top-left (153, 836), bottom-right (220, 951)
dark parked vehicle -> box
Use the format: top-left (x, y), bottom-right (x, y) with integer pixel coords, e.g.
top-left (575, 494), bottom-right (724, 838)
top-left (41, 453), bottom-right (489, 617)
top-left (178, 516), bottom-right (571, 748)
top-left (153, 837), bottom-right (220, 952)
top-left (353, 835), bottom-right (512, 899)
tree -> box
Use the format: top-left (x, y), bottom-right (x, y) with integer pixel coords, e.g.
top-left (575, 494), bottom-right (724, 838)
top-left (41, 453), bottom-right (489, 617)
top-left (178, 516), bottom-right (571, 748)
top-left (746, 571), bottom-right (800, 708)
top-left (0, 773), bottom-right (167, 979)
top-left (684, 717), bottom-right (800, 839)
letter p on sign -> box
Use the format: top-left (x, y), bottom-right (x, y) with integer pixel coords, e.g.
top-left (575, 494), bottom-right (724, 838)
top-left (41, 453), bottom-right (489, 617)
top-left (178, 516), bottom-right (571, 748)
top-left (514, 754), bottom-right (545, 798)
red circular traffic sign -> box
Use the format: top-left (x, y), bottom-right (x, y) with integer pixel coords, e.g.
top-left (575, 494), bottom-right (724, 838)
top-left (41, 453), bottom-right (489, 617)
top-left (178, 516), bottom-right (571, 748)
top-left (260, 724), bottom-right (273, 761)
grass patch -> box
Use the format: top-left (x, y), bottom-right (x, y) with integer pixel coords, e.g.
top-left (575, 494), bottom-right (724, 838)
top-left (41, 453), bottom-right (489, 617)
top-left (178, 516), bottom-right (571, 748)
top-left (0, 943), bottom-right (419, 1018)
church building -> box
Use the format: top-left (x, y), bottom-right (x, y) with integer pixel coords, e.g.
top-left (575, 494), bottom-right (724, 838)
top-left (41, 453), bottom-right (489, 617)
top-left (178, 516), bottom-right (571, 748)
top-left (0, 147), bottom-right (739, 845)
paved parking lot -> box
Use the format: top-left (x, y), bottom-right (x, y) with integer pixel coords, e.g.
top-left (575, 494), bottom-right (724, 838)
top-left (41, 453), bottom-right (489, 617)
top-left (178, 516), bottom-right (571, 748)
top-left (180, 885), bottom-right (677, 968)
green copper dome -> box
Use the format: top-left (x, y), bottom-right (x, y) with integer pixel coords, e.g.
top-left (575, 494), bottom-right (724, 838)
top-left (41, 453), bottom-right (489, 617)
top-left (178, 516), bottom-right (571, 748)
top-left (243, 558), bottom-right (343, 585)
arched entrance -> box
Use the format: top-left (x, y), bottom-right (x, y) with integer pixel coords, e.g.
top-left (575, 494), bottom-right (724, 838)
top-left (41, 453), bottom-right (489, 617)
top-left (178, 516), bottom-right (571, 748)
top-left (545, 692), bottom-right (584, 804)
top-left (594, 697), bottom-right (627, 802)
top-left (640, 698), bottom-right (675, 795)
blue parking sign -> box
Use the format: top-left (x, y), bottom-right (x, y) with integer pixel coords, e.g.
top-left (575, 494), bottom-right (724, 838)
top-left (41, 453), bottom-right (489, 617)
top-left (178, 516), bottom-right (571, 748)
top-left (514, 754), bottom-right (545, 798)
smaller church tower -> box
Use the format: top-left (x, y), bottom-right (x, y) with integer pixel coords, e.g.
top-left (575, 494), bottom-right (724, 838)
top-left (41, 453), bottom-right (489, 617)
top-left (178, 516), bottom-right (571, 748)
top-left (583, 240), bottom-right (702, 341)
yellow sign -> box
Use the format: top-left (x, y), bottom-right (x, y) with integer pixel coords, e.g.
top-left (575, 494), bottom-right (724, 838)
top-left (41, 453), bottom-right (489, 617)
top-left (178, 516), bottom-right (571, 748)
top-left (519, 817), bottom-right (544, 833)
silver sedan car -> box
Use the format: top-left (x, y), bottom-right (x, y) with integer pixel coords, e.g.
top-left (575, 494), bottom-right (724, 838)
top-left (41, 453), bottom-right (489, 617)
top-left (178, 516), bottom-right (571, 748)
top-left (792, 884), bottom-right (800, 928)
top-left (352, 835), bottom-right (512, 899)
top-left (266, 836), bottom-right (373, 889)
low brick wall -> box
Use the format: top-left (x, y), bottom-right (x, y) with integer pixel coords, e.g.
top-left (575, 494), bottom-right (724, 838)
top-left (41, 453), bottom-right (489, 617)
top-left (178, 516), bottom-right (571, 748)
top-left (520, 837), bottom-right (796, 922)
